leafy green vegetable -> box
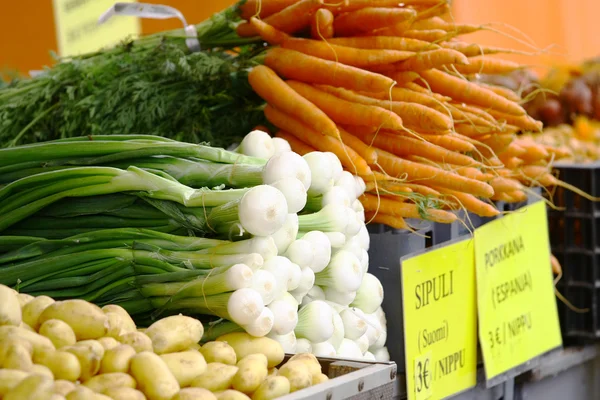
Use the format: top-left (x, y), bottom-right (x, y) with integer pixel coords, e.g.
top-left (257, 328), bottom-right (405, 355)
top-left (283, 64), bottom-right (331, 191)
top-left (0, 4), bottom-right (267, 148)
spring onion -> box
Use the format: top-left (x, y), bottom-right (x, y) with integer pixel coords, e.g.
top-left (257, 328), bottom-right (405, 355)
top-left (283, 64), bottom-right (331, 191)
top-left (311, 342), bottom-right (336, 358)
top-left (267, 331), bottom-right (297, 353)
top-left (262, 152), bottom-right (311, 191)
top-left (242, 307), bottom-right (274, 337)
top-left (327, 313), bottom-right (345, 351)
top-left (336, 339), bottom-right (363, 359)
top-left (295, 300), bottom-right (335, 343)
top-left (285, 239), bottom-right (315, 270)
top-left (267, 298), bottom-right (298, 336)
top-left (355, 334), bottom-right (370, 355)
top-left (340, 308), bottom-right (368, 340)
top-left (303, 152), bottom-right (335, 195)
top-left (315, 250), bottom-right (363, 293)
top-left (251, 269), bottom-right (277, 306)
top-left (270, 214), bottom-right (299, 255)
top-left (299, 231), bottom-right (332, 273)
top-left (296, 338), bottom-right (312, 354)
top-left (350, 273), bottom-right (384, 314)
top-left (323, 288), bottom-right (357, 307)
top-left (301, 286), bottom-right (326, 307)
top-left (373, 347), bottom-right (391, 362)
top-left (269, 178), bottom-right (307, 214)
top-left (271, 137), bottom-right (292, 155)
top-left (235, 130), bottom-right (274, 159)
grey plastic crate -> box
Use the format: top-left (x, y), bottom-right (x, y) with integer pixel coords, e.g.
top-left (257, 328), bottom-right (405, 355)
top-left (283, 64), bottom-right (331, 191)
top-left (279, 357), bottom-right (397, 400)
top-left (367, 223), bottom-right (428, 371)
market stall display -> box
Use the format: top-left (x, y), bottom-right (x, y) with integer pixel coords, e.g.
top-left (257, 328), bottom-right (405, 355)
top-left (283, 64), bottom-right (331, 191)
top-left (0, 133), bottom-right (387, 362)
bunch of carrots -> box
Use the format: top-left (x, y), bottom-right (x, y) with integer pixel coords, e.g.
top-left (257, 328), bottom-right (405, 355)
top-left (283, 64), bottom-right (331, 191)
top-left (235, 0), bottom-right (590, 230)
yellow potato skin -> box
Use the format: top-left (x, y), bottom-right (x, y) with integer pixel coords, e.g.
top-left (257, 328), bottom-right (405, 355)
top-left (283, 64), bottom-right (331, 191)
top-left (145, 315), bottom-right (204, 355)
top-left (53, 380), bottom-right (77, 396)
top-left (83, 372), bottom-right (137, 392)
top-left (4, 374), bottom-right (54, 400)
top-left (129, 351), bottom-right (180, 400)
top-left (0, 369), bottom-right (29, 396)
top-left (277, 361), bottom-right (312, 393)
top-left (216, 390), bottom-right (251, 400)
top-left (0, 285), bottom-right (22, 327)
top-left (62, 340), bottom-right (104, 381)
top-left (119, 331), bottom-right (153, 353)
top-left (33, 349), bottom-right (81, 381)
top-left (232, 355), bottom-right (268, 394)
top-left (39, 319), bottom-right (77, 349)
top-left (100, 344), bottom-right (137, 374)
top-left (22, 296), bottom-right (55, 331)
top-left (191, 363), bottom-right (239, 392)
top-left (172, 388), bottom-right (217, 400)
top-left (39, 300), bottom-right (108, 340)
top-left (251, 376), bottom-right (291, 400)
top-left (103, 387), bottom-right (148, 400)
top-left (200, 341), bottom-right (237, 365)
top-left (216, 333), bottom-right (284, 369)
top-left (160, 350), bottom-right (207, 387)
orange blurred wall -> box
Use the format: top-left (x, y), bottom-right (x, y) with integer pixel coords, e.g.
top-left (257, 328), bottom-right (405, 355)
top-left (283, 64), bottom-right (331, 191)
top-left (1, 0), bottom-right (600, 75)
top-left (0, 0), bottom-right (236, 75)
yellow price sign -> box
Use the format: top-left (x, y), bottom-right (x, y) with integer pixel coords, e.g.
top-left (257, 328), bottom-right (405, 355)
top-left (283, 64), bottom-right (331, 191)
top-left (403, 238), bottom-right (478, 400)
top-left (53, 0), bottom-right (140, 57)
top-left (474, 201), bottom-right (562, 382)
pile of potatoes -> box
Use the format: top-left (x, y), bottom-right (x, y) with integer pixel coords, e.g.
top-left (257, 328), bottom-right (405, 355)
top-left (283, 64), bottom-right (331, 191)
top-left (0, 285), bottom-right (329, 400)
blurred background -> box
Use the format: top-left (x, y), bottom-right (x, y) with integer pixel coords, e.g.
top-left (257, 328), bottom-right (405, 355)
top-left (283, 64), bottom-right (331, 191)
top-left (2, 0), bottom-right (600, 76)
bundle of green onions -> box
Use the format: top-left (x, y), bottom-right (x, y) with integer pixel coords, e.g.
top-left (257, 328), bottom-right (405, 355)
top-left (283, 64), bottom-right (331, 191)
top-left (0, 133), bottom-right (389, 361)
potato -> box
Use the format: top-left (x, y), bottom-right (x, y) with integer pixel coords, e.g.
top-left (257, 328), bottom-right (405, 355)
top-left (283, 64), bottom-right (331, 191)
top-left (33, 349), bottom-right (81, 381)
top-left (0, 369), bottom-right (29, 396)
top-left (98, 336), bottom-right (120, 350)
top-left (216, 390), bottom-right (251, 400)
top-left (312, 373), bottom-right (329, 385)
top-left (251, 376), bottom-right (291, 400)
top-left (66, 386), bottom-right (100, 400)
top-left (191, 363), bottom-right (238, 392)
top-left (83, 372), bottom-right (137, 392)
top-left (216, 333), bottom-right (284, 368)
top-left (22, 295), bottom-right (55, 330)
top-left (106, 312), bottom-right (126, 338)
top-left (267, 368), bottom-right (277, 377)
top-left (103, 387), bottom-right (147, 400)
top-left (39, 300), bottom-right (108, 340)
top-left (287, 353), bottom-right (321, 376)
top-left (232, 354), bottom-right (268, 394)
top-left (19, 322), bottom-right (35, 332)
top-left (101, 305), bottom-right (137, 333)
top-left (39, 319), bottom-right (77, 349)
top-left (53, 380), bottom-right (77, 396)
top-left (2, 342), bottom-right (33, 371)
top-left (172, 388), bottom-right (217, 400)
top-left (62, 340), bottom-right (104, 381)
top-left (0, 284), bottom-right (22, 326)
top-left (51, 395), bottom-right (67, 400)
top-left (119, 331), bottom-right (153, 353)
top-left (138, 328), bottom-right (147, 334)
top-left (0, 325), bottom-right (55, 355)
top-left (4, 374), bottom-right (54, 400)
top-left (30, 363), bottom-right (55, 379)
top-left (200, 341), bottom-right (237, 365)
top-left (277, 361), bottom-right (312, 393)
top-left (100, 344), bottom-right (137, 374)
top-left (188, 343), bottom-right (202, 351)
top-left (17, 293), bottom-right (35, 308)
top-left (130, 351), bottom-right (180, 400)
top-left (160, 350), bottom-right (207, 387)
top-left (0, 336), bottom-right (33, 363)
top-left (145, 315), bottom-right (203, 355)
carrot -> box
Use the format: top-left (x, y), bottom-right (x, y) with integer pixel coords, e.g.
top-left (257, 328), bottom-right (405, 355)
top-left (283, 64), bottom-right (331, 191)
top-left (452, 103), bottom-right (496, 123)
top-left (479, 133), bottom-right (515, 154)
top-left (281, 38), bottom-right (415, 68)
top-left (478, 83), bottom-right (522, 103)
top-left (242, 0), bottom-right (325, 36)
top-left (248, 65), bottom-right (339, 138)
top-left (502, 157), bottom-right (524, 169)
top-left (265, 48), bottom-right (396, 93)
top-left (501, 142), bottom-right (527, 158)
top-left (374, 149), bottom-right (495, 197)
top-left (315, 85), bottom-right (452, 132)
top-left (441, 41), bottom-right (525, 57)
top-left (488, 110), bottom-right (543, 132)
top-left (424, 134), bottom-right (476, 153)
top-left (338, 126), bottom-right (378, 165)
top-left (445, 106), bottom-right (498, 128)
top-left (414, 2), bottom-right (451, 21)
top-left (359, 170), bottom-right (396, 182)
top-left (360, 194), bottom-right (458, 223)
top-left (326, 0), bottom-right (445, 15)
top-left (393, 48), bottom-right (469, 72)
top-left (239, 0), bottom-right (298, 20)
top-left (333, 8), bottom-right (417, 36)
top-left (401, 29), bottom-right (450, 42)
top-left (420, 69), bottom-right (526, 116)
top-left (410, 16), bottom-right (481, 35)
top-left (384, 71), bottom-right (421, 84)
top-left (401, 183), bottom-right (441, 197)
top-left (287, 81), bottom-right (405, 130)
top-left (364, 211), bottom-right (409, 230)
top-left (489, 177), bottom-right (523, 193)
top-left (407, 156), bottom-right (489, 181)
top-left (515, 139), bottom-right (550, 163)
top-left (431, 186), bottom-right (500, 217)
top-left (311, 8), bottom-right (334, 39)
top-left (452, 56), bottom-right (522, 76)
top-left (355, 129), bottom-right (479, 167)
top-left (404, 81), bottom-right (430, 93)
top-left (249, 17), bottom-right (290, 45)
top-left (544, 145), bottom-right (572, 160)
top-left (506, 190), bottom-right (528, 202)
top-left (354, 87), bottom-right (439, 107)
top-left (454, 124), bottom-right (504, 137)
top-left (327, 36), bottom-right (439, 52)
top-left (264, 105), bottom-right (372, 175)
top-left (550, 254), bottom-right (562, 276)
top-left (275, 131), bottom-right (317, 155)
top-left (365, 181), bottom-right (413, 193)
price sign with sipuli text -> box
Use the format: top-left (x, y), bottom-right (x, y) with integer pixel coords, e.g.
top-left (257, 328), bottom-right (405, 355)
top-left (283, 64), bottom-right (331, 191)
top-left (402, 238), bottom-right (478, 400)
top-left (474, 201), bottom-right (562, 384)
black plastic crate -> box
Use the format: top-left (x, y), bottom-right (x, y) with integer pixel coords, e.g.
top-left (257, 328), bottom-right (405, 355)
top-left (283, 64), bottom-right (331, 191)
top-left (548, 163), bottom-right (600, 339)
top-left (366, 223), bottom-right (427, 371)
